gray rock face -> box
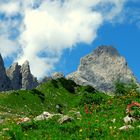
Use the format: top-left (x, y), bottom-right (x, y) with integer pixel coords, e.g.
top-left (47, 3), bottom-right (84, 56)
top-left (0, 54), bottom-right (38, 91)
top-left (6, 63), bottom-right (22, 90)
top-left (52, 72), bottom-right (64, 79)
top-left (20, 61), bottom-right (38, 89)
top-left (67, 46), bottom-right (139, 92)
top-left (40, 72), bottom-right (64, 84)
top-left (0, 54), bottom-right (11, 91)
top-left (40, 76), bottom-right (52, 84)
top-left (6, 61), bottom-right (38, 90)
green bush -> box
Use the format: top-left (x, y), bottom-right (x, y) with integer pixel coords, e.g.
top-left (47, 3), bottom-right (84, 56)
top-left (131, 106), bottom-right (140, 118)
top-left (31, 89), bottom-right (45, 103)
top-left (115, 80), bottom-right (138, 95)
top-left (58, 78), bottom-right (78, 93)
top-left (50, 79), bottom-right (59, 88)
top-left (84, 85), bottom-right (97, 93)
top-left (80, 92), bottom-right (107, 105)
top-left (115, 81), bottom-right (126, 95)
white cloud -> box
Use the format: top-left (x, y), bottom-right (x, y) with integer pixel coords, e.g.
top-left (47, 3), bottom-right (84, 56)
top-left (0, 1), bottom-right (20, 16)
top-left (0, 35), bottom-right (19, 58)
top-left (0, 0), bottom-right (127, 78)
top-left (0, 2), bottom-right (21, 59)
top-left (112, 0), bottom-right (140, 26)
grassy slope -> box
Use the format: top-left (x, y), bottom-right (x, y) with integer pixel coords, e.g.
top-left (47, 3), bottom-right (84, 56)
top-left (0, 78), bottom-right (140, 140)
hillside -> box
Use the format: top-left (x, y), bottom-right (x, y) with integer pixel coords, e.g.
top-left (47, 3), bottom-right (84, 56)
top-left (0, 78), bottom-right (140, 140)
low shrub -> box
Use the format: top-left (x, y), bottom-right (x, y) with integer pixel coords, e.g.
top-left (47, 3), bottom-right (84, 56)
top-left (31, 89), bottom-right (45, 103)
top-left (50, 79), bottom-right (59, 88)
top-left (80, 92), bottom-right (107, 105)
top-left (58, 78), bottom-right (78, 93)
top-left (115, 80), bottom-right (139, 96)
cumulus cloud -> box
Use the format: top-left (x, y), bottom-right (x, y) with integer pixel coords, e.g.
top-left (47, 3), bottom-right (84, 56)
top-left (0, 35), bottom-right (19, 58)
top-left (0, 0), bottom-right (127, 78)
top-left (0, 1), bottom-right (20, 16)
top-left (0, 1), bottom-right (21, 59)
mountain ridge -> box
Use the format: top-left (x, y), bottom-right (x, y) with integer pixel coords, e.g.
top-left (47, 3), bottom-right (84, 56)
top-left (0, 45), bottom-right (139, 92)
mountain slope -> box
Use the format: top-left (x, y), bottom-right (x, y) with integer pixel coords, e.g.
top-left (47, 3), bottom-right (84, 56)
top-left (0, 78), bottom-right (140, 139)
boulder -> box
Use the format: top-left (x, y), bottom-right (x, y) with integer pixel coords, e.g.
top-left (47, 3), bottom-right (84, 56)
top-left (34, 112), bottom-right (53, 121)
top-left (119, 125), bottom-right (134, 131)
top-left (17, 117), bottom-right (30, 124)
top-left (123, 115), bottom-right (136, 124)
top-left (58, 115), bottom-right (73, 124)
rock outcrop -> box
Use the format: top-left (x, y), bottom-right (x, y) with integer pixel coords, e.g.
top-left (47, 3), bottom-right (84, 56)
top-left (40, 76), bottom-right (52, 84)
top-left (52, 72), bottom-right (64, 80)
top-left (20, 61), bottom-right (38, 89)
top-left (67, 46), bottom-right (139, 92)
top-left (40, 72), bottom-right (64, 84)
top-left (0, 54), bottom-right (11, 91)
top-left (0, 54), bottom-right (38, 91)
top-left (6, 63), bottom-right (22, 90)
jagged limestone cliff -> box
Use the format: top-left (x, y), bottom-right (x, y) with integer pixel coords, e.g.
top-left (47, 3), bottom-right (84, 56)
top-left (67, 46), bottom-right (139, 92)
top-left (0, 54), bottom-right (38, 91)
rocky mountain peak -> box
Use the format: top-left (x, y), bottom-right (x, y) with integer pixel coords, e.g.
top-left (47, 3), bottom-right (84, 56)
top-left (6, 62), bottom-right (21, 90)
top-left (21, 60), bottom-right (30, 73)
top-left (0, 54), bottom-right (6, 74)
top-left (52, 72), bottom-right (64, 79)
top-left (7, 62), bottom-right (20, 73)
top-left (0, 57), bottom-right (38, 91)
top-left (67, 46), bottom-right (139, 92)
top-left (93, 45), bottom-right (120, 57)
top-left (22, 60), bottom-right (29, 66)
top-left (20, 60), bottom-right (38, 90)
top-left (0, 54), bottom-right (11, 91)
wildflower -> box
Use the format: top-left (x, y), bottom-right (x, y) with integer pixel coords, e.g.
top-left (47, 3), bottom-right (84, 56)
top-left (79, 129), bottom-right (83, 132)
top-left (88, 122), bottom-right (90, 125)
top-left (85, 104), bottom-right (89, 114)
top-left (127, 101), bottom-right (140, 113)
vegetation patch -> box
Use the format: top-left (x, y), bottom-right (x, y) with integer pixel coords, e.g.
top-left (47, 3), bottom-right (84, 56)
top-left (0, 79), bottom-right (140, 139)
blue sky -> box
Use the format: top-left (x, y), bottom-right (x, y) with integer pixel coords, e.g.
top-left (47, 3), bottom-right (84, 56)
top-left (0, 0), bottom-right (140, 81)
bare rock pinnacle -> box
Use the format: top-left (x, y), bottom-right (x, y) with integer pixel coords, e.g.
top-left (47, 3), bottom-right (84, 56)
top-left (67, 45), bottom-right (139, 92)
top-left (0, 54), bottom-right (11, 91)
top-left (20, 61), bottom-right (38, 90)
top-left (6, 62), bottom-right (22, 90)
